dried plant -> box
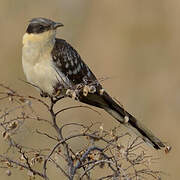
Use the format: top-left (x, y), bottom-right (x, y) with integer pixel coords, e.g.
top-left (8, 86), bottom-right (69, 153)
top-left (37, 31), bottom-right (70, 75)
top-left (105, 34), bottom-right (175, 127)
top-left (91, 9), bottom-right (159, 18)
top-left (0, 83), bottom-right (166, 180)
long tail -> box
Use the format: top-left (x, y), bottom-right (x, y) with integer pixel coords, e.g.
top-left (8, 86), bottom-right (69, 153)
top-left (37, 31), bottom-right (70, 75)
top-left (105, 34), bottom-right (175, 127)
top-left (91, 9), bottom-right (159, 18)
top-left (79, 91), bottom-right (165, 150)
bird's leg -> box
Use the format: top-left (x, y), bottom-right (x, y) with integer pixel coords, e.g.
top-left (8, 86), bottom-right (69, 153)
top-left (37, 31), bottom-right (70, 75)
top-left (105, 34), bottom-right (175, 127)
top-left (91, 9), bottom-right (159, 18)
top-left (54, 89), bottom-right (61, 97)
top-left (50, 88), bottom-right (65, 103)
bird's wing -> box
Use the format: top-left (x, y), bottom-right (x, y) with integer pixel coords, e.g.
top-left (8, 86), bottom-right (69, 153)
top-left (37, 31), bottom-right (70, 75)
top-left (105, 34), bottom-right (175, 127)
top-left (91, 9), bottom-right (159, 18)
top-left (51, 38), bottom-right (98, 86)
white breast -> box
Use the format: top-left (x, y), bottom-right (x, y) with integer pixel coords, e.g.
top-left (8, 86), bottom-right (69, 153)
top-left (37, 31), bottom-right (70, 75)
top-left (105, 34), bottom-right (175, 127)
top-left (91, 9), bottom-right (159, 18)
top-left (22, 49), bottom-right (57, 95)
top-left (22, 33), bottom-right (71, 96)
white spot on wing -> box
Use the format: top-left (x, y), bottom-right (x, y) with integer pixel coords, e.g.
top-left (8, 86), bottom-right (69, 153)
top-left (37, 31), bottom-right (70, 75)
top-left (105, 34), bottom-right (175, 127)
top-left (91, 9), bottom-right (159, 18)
top-left (73, 69), bottom-right (77, 75)
top-left (75, 59), bottom-right (78, 64)
top-left (71, 60), bottom-right (74, 66)
top-left (65, 63), bottom-right (69, 68)
top-left (68, 70), bottom-right (72, 75)
top-left (76, 64), bottom-right (81, 72)
top-left (87, 70), bottom-right (91, 77)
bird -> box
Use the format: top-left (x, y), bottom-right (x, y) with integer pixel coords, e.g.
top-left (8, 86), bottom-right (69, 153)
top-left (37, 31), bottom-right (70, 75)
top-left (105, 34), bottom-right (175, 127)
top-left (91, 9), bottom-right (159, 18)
top-left (22, 17), bottom-right (166, 150)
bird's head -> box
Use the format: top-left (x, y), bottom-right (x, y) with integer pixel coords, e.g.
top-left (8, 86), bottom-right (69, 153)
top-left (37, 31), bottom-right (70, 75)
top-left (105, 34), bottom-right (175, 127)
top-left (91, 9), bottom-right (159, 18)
top-left (26, 17), bottom-right (63, 34)
top-left (23, 18), bottom-right (63, 45)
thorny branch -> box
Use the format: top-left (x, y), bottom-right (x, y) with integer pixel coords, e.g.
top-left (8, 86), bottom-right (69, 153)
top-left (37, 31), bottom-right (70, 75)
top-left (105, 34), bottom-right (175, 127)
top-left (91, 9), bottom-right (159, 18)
top-left (0, 84), bottom-right (166, 179)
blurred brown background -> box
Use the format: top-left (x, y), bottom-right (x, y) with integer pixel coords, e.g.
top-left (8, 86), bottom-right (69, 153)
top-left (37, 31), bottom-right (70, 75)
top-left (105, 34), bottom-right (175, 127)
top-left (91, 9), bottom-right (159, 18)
top-left (0, 0), bottom-right (179, 179)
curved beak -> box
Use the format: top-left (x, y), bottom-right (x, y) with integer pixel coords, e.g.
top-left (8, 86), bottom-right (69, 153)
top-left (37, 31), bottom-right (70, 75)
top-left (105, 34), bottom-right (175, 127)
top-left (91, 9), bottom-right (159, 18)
top-left (53, 22), bottom-right (64, 29)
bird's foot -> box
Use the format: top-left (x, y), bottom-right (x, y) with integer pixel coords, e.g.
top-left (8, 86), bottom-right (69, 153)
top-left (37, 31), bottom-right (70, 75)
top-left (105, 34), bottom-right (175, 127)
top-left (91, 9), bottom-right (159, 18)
top-left (54, 89), bottom-right (61, 97)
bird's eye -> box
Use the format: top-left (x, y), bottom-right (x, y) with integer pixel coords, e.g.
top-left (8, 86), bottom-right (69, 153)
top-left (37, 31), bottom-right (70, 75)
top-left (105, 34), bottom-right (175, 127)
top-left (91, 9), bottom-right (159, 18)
top-left (34, 24), bottom-right (47, 33)
top-left (38, 25), bottom-right (44, 31)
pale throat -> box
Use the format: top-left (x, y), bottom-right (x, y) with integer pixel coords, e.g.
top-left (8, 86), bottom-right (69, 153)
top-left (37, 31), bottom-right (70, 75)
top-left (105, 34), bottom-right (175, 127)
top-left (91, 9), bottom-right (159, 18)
top-left (23, 30), bottom-right (56, 52)
top-left (22, 30), bottom-right (56, 65)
